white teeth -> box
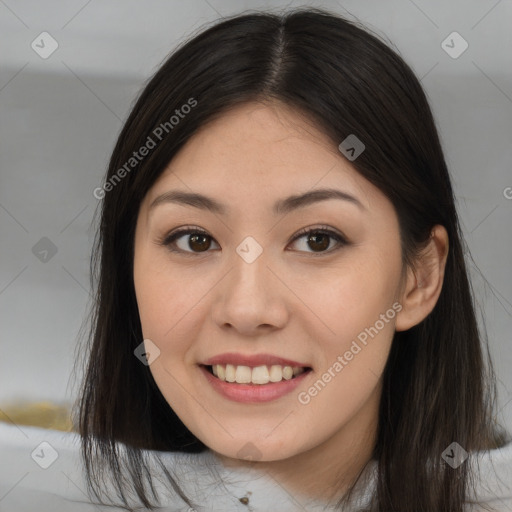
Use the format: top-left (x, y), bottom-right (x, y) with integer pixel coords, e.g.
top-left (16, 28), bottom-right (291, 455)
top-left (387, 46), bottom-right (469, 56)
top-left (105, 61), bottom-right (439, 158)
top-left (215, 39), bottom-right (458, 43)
top-left (251, 365), bottom-right (270, 384)
top-left (269, 365), bottom-right (283, 382)
top-left (225, 364), bottom-right (236, 382)
top-left (235, 365), bottom-right (252, 384)
top-left (209, 364), bottom-right (306, 384)
top-left (216, 364), bottom-right (226, 380)
top-left (282, 366), bottom-right (293, 380)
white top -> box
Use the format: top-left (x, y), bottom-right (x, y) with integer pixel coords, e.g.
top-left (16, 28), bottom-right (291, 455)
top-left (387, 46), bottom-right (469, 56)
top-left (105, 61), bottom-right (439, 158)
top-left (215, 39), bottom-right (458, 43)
top-left (1, 422), bottom-right (511, 511)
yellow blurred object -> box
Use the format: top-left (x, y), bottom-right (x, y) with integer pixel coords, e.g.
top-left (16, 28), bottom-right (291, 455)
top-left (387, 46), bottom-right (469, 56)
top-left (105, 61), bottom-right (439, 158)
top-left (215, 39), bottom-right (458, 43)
top-left (0, 400), bottom-right (75, 432)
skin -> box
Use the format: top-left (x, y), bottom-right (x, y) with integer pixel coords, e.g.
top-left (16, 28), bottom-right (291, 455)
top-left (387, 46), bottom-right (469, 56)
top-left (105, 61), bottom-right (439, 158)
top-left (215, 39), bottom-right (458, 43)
top-left (133, 100), bottom-right (448, 504)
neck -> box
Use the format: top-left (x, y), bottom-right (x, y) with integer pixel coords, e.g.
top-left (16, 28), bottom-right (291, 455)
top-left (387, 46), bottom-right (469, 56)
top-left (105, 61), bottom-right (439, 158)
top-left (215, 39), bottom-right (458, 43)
top-left (213, 387), bottom-right (380, 506)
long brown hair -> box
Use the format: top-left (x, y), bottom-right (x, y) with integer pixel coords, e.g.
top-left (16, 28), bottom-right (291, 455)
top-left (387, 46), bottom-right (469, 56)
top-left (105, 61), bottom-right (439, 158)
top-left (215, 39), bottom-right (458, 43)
top-left (74, 7), bottom-right (504, 511)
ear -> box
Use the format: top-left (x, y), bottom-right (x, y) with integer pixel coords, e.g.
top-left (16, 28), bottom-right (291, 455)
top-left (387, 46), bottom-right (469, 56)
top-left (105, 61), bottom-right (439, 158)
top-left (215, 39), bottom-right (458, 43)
top-left (395, 225), bottom-right (449, 332)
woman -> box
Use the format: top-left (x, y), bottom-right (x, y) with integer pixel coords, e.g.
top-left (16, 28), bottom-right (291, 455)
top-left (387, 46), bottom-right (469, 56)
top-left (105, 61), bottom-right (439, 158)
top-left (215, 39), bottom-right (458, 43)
top-left (74, 7), bottom-right (512, 512)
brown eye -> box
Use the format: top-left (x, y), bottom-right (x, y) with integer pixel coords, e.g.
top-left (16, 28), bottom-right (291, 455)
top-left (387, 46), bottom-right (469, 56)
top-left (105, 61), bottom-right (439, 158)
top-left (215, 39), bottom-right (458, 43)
top-left (162, 228), bottom-right (220, 254)
top-left (160, 225), bottom-right (347, 257)
top-left (306, 232), bottom-right (330, 252)
top-left (187, 233), bottom-right (212, 252)
top-left (289, 227), bottom-right (347, 254)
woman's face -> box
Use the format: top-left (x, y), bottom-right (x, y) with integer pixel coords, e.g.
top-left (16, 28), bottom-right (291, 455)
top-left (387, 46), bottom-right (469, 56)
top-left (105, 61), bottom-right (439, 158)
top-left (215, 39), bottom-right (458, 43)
top-left (133, 101), bottom-right (405, 463)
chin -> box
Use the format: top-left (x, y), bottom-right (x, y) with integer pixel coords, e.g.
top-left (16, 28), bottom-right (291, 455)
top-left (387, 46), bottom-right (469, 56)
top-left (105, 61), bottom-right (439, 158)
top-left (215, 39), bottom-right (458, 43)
top-left (206, 433), bottom-right (307, 463)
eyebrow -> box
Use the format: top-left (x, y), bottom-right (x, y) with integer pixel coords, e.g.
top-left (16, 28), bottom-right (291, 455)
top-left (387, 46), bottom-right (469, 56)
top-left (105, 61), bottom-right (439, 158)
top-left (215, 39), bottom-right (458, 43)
top-left (149, 187), bottom-right (365, 216)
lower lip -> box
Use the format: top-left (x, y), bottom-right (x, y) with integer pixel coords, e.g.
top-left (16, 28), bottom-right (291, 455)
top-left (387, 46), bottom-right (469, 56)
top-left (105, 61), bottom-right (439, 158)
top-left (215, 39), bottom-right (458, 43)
top-left (199, 365), bottom-right (311, 403)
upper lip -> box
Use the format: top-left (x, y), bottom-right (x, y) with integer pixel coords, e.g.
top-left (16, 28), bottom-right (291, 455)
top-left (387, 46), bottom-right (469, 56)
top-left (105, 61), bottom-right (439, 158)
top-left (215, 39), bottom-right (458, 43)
top-left (202, 352), bottom-right (311, 368)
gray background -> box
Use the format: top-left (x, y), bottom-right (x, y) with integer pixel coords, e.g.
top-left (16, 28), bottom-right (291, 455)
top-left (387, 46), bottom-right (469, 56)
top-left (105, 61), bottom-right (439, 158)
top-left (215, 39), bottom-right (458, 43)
top-left (1, 0), bottom-right (511, 431)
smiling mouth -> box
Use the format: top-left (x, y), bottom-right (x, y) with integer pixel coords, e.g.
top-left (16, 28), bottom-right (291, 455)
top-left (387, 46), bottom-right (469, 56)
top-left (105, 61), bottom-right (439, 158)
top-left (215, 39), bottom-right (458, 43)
top-left (202, 364), bottom-right (312, 385)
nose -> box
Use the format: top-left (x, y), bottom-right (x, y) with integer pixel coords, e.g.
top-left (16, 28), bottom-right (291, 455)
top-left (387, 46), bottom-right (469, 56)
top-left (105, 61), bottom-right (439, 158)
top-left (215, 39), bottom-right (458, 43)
top-left (210, 245), bottom-right (289, 336)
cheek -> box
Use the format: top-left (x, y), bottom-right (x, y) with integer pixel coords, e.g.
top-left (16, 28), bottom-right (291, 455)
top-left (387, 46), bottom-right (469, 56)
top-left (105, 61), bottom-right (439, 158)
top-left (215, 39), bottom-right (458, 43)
top-left (299, 253), bottom-right (401, 345)
top-left (133, 249), bottom-right (192, 349)
top-left (295, 246), bottom-right (400, 403)
top-left (296, 274), bottom-right (397, 439)
top-left (134, 251), bottom-right (222, 374)
top-left (134, 263), bottom-right (200, 408)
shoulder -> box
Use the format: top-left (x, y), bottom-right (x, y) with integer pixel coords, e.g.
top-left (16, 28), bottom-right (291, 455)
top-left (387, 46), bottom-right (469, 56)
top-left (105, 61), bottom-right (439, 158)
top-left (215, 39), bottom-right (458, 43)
top-left (3, 421), bottom-right (511, 511)
top-left (0, 421), bottom-right (289, 511)
top-left (468, 438), bottom-right (512, 511)
top-left (0, 421), bottom-right (199, 511)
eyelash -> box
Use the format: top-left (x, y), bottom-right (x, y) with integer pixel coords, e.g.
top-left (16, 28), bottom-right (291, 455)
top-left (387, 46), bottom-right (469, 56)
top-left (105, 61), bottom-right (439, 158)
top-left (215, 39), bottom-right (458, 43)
top-left (157, 224), bottom-right (349, 257)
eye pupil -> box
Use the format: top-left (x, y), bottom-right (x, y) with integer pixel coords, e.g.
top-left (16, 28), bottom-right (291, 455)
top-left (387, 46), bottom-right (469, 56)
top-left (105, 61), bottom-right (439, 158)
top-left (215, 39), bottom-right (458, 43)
top-left (189, 234), bottom-right (211, 252)
top-left (308, 233), bottom-right (330, 252)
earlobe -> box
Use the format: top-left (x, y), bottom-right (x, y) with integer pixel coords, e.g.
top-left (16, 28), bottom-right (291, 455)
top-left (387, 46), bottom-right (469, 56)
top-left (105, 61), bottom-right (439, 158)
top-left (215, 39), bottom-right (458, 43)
top-left (395, 225), bottom-right (449, 332)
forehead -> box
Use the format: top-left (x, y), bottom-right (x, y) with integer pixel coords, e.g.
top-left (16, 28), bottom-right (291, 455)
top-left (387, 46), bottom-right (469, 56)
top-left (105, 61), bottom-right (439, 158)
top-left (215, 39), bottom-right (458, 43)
top-left (145, 101), bottom-right (370, 208)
